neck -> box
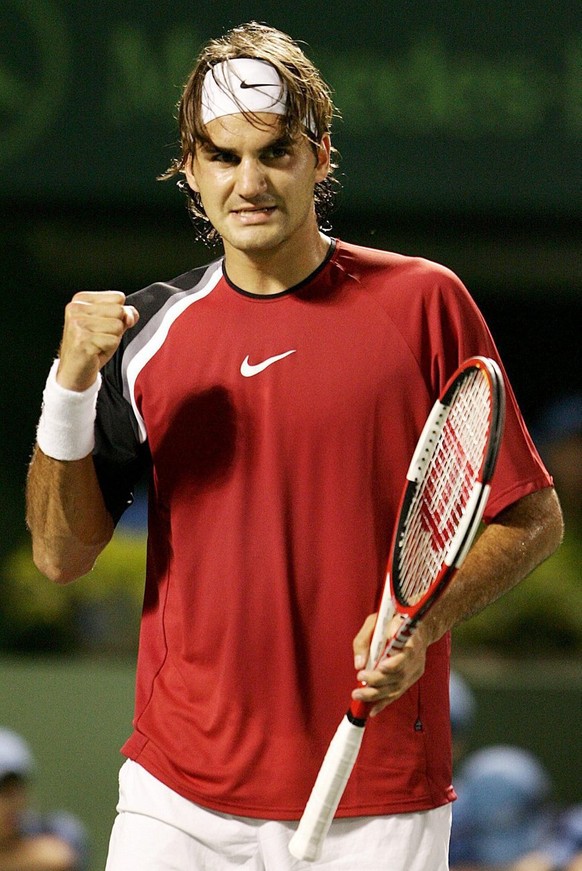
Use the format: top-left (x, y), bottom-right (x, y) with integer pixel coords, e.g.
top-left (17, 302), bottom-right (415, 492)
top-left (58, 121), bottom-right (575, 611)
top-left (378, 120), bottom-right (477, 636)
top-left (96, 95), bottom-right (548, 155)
top-left (223, 227), bottom-right (331, 295)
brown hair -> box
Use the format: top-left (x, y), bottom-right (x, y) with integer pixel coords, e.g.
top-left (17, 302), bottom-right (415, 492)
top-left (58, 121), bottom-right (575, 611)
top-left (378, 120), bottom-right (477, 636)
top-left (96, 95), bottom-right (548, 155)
top-left (162, 22), bottom-right (340, 244)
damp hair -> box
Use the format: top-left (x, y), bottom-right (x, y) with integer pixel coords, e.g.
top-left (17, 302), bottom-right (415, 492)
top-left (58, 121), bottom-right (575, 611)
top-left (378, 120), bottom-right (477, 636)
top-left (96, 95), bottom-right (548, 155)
top-left (160, 21), bottom-right (341, 245)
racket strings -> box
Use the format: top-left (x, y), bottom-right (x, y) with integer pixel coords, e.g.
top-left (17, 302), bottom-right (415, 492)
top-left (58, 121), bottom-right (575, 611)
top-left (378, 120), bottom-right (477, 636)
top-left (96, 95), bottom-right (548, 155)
top-left (395, 371), bottom-right (491, 604)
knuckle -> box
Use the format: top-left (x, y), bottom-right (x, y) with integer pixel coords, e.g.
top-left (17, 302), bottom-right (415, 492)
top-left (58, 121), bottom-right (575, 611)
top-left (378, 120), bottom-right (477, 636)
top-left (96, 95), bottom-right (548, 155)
top-left (64, 299), bottom-right (81, 317)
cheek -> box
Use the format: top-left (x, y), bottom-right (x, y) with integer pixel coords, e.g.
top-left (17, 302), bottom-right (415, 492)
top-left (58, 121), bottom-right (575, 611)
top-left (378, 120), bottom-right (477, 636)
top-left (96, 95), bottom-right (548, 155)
top-left (195, 182), bottom-right (222, 219)
top-left (195, 169), bottom-right (231, 208)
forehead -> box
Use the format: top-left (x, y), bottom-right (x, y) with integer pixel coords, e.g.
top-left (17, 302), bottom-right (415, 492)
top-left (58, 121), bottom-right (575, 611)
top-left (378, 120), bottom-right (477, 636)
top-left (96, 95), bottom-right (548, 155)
top-left (199, 112), bottom-right (292, 149)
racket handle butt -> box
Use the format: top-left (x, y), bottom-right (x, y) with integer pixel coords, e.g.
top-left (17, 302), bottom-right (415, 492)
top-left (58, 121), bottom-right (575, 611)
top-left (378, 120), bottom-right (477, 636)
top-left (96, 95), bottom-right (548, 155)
top-left (288, 715), bottom-right (365, 861)
top-left (288, 829), bottom-right (323, 862)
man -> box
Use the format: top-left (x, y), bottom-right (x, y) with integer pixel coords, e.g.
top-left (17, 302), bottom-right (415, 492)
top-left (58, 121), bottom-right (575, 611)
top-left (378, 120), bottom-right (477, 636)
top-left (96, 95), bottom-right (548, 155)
top-left (0, 728), bottom-right (87, 871)
top-left (26, 21), bottom-right (563, 871)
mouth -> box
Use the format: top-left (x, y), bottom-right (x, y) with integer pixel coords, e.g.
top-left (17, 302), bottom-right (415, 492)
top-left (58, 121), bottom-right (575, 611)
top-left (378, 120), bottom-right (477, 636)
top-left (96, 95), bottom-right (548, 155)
top-left (231, 205), bottom-right (277, 223)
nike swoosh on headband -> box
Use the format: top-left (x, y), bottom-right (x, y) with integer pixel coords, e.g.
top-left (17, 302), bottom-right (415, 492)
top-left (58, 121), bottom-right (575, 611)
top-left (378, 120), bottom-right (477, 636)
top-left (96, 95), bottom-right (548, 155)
top-left (240, 350), bottom-right (296, 377)
top-left (240, 81), bottom-right (280, 89)
top-left (201, 58), bottom-right (288, 125)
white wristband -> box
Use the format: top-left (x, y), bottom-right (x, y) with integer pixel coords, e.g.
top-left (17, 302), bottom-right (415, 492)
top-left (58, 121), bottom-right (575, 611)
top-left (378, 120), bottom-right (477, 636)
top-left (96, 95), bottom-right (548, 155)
top-left (36, 359), bottom-right (102, 461)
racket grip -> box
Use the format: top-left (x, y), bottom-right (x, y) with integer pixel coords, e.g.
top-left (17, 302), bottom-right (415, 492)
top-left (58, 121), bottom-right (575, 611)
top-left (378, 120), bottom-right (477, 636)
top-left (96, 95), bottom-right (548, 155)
top-left (288, 715), bottom-right (365, 862)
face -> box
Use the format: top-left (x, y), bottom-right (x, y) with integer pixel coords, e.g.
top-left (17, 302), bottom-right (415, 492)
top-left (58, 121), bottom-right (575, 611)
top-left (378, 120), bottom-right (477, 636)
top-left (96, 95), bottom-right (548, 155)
top-left (184, 114), bottom-right (330, 258)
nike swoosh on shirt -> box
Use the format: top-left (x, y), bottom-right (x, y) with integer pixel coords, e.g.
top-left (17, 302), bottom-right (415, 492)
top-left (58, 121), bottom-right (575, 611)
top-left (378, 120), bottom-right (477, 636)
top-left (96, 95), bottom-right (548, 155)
top-left (240, 350), bottom-right (296, 377)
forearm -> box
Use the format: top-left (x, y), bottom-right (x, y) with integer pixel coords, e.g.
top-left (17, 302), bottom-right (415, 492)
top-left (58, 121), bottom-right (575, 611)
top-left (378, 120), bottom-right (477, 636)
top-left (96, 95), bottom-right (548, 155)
top-left (26, 445), bottom-right (114, 583)
top-left (422, 486), bottom-right (564, 646)
top-left (352, 486), bottom-right (563, 714)
top-left (26, 293), bottom-right (139, 583)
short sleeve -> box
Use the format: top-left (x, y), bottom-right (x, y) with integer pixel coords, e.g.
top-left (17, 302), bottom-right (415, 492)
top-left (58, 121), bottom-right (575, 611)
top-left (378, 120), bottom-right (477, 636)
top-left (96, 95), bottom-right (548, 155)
top-left (93, 359), bottom-right (151, 525)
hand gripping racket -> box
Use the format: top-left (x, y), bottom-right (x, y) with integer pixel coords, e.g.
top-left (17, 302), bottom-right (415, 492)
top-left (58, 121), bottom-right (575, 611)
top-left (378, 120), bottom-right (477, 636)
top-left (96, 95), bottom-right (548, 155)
top-left (289, 356), bottom-right (505, 862)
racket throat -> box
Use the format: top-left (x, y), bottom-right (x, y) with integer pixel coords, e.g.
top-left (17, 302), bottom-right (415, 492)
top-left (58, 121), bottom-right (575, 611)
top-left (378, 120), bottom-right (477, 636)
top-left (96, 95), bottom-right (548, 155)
top-left (383, 614), bottom-right (414, 656)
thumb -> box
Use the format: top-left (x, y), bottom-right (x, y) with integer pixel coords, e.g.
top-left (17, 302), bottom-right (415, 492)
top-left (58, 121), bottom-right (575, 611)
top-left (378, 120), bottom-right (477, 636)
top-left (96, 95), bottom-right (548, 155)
top-left (353, 612), bottom-right (378, 670)
top-left (122, 305), bottom-right (139, 329)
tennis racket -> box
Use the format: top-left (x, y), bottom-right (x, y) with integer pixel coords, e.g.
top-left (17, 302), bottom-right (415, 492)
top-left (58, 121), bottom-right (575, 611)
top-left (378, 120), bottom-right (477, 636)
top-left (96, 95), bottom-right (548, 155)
top-left (289, 355), bottom-right (505, 862)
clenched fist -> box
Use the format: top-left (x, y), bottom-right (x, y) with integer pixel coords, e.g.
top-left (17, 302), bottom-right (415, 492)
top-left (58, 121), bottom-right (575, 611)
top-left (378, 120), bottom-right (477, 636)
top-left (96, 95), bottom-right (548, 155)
top-left (57, 291), bottom-right (139, 391)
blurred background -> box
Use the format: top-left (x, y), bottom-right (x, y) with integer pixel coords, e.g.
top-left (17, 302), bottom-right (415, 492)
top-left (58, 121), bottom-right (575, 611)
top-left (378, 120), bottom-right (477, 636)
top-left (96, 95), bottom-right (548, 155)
top-left (0, 1), bottom-right (580, 868)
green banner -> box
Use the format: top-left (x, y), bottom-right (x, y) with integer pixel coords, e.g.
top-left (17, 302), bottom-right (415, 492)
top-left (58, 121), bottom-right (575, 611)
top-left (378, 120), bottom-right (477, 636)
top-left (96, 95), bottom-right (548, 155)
top-left (1, 0), bottom-right (580, 215)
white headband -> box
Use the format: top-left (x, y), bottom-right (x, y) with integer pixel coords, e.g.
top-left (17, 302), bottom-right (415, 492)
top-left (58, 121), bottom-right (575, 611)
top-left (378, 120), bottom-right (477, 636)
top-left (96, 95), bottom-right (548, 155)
top-left (201, 59), bottom-right (288, 126)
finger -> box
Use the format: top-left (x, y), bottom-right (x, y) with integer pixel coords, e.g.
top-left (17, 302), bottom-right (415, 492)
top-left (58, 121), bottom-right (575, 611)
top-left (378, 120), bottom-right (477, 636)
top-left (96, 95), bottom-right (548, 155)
top-left (68, 294), bottom-right (139, 331)
top-left (351, 680), bottom-right (400, 711)
top-left (67, 300), bottom-right (128, 321)
top-left (60, 332), bottom-right (124, 371)
top-left (66, 302), bottom-right (138, 338)
top-left (353, 612), bottom-right (377, 670)
top-left (58, 294), bottom-right (137, 390)
top-left (71, 290), bottom-right (127, 306)
top-left (67, 292), bottom-right (131, 327)
top-left (351, 660), bottom-right (410, 712)
top-left (356, 647), bottom-right (407, 684)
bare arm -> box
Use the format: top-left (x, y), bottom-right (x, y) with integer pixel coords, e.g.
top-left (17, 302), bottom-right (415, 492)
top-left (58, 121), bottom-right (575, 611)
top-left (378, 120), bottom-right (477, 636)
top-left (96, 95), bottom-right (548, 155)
top-left (353, 486), bottom-right (564, 714)
top-left (26, 291), bottom-right (138, 584)
top-left (421, 485), bottom-right (564, 646)
top-left (26, 447), bottom-right (114, 583)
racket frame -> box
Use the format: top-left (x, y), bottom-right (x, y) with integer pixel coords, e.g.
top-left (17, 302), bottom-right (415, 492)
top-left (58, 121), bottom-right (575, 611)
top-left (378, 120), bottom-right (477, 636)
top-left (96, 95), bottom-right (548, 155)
top-left (289, 356), bottom-right (505, 862)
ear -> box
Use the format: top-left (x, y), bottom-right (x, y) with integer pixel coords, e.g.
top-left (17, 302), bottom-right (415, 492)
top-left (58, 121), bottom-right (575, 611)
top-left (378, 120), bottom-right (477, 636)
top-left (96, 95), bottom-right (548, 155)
top-left (183, 154), bottom-right (200, 193)
top-left (314, 133), bottom-right (332, 183)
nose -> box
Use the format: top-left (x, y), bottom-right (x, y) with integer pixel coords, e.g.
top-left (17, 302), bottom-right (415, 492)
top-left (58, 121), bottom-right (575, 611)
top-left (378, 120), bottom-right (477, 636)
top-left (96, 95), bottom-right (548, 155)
top-left (235, 157), bottom-right (268, 199)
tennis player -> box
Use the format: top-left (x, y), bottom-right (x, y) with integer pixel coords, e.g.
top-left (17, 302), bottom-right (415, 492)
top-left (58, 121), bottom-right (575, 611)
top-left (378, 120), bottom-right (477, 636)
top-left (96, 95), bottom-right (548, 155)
top-left (26, 22), bottom-right (563, 871)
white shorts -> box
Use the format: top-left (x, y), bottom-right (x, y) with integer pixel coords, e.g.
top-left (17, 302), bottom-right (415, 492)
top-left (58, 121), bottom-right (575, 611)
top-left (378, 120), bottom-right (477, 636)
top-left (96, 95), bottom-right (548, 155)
top-left (105, 760), bottom-right (451, 871)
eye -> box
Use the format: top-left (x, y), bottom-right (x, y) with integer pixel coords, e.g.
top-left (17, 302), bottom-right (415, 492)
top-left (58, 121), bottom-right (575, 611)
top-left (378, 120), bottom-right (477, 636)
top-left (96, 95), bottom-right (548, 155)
top-left (262, 143), bottom-right (292, 161)
top-left (210, 151), bottom-right (238, 164)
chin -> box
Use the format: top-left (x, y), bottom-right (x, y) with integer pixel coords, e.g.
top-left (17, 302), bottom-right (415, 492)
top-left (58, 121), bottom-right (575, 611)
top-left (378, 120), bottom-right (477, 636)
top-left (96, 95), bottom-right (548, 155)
top-left (224, 227), bottom-right (288, 254)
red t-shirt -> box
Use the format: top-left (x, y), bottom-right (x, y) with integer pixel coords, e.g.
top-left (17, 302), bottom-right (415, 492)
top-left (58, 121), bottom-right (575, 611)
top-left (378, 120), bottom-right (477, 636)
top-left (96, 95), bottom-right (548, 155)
top-left (94, 239), bottom-right (551, 818)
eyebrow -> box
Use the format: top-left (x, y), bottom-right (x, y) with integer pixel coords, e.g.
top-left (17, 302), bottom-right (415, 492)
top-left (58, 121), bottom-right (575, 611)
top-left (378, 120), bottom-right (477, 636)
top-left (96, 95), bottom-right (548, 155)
top-left (198, 133), bottom-right (294, 156)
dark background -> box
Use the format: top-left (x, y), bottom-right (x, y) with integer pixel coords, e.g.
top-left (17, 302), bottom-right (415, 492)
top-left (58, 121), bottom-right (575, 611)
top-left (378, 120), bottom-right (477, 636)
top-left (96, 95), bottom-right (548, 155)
top-left (0, 3), bottom-right (580, 866)
top-left (2, 1), bottom-right (581, 570)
